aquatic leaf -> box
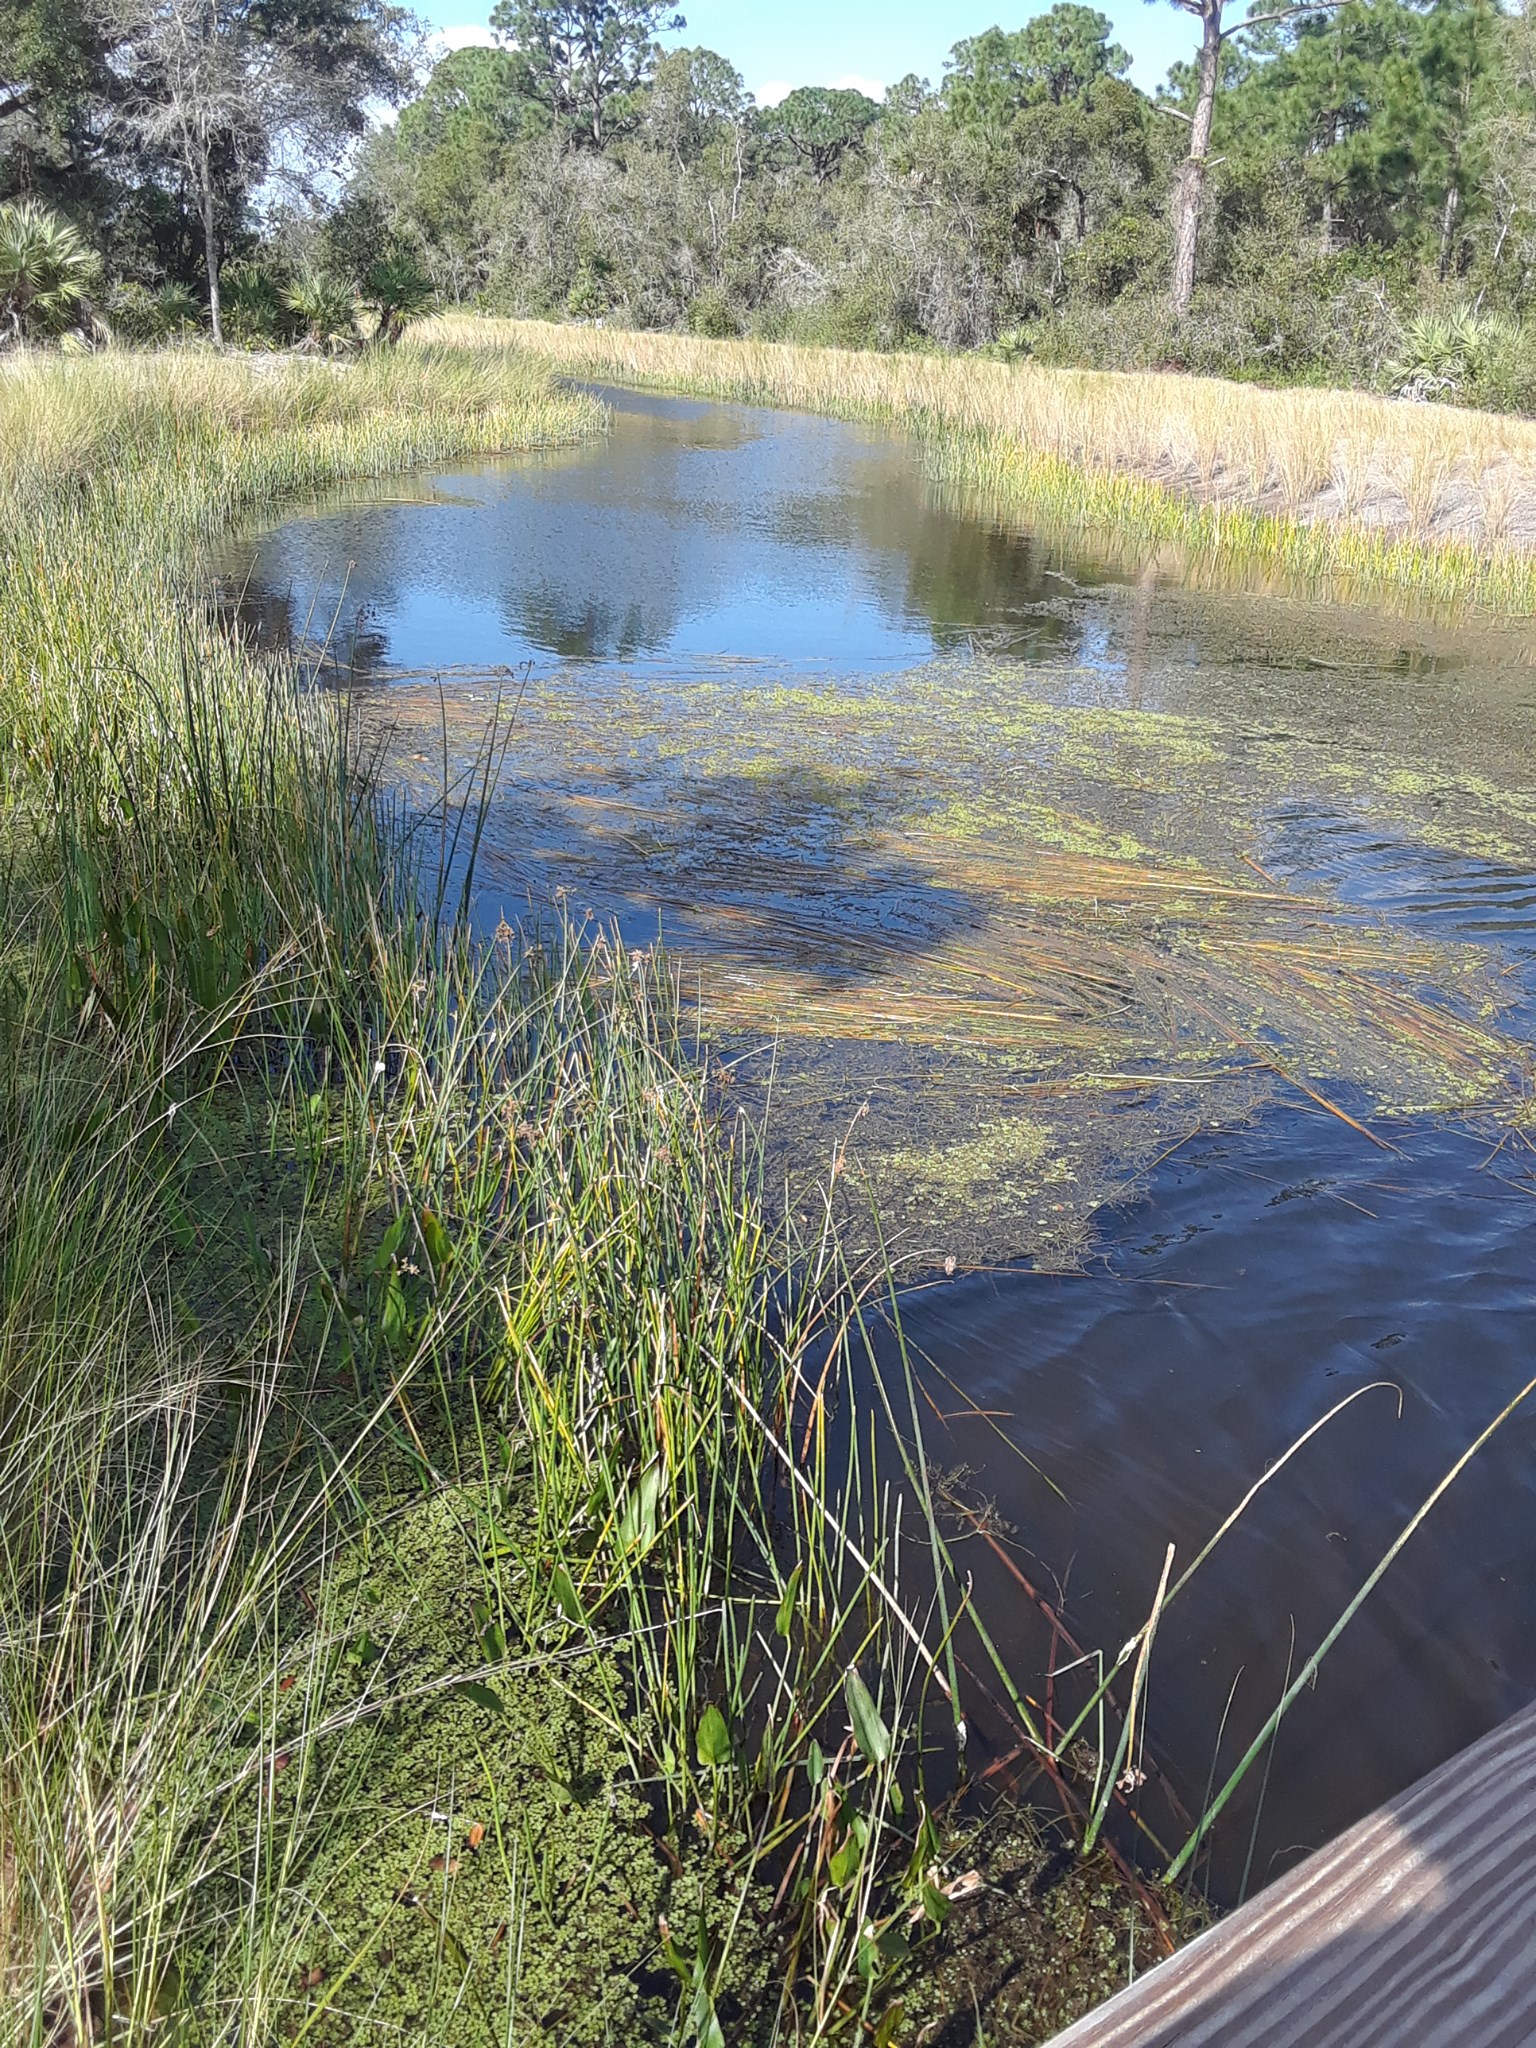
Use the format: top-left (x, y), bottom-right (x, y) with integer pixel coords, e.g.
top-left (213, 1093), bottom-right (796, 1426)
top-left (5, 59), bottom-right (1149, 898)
top-left (419, 1207), bottom-right (454, 1280)
top-left (873, 2005), bottom-right (905, 2048)
top-left (685, 1986), bottom-right (725, 2048)
top-left (369, 1212), bottom-right (407, 1276)
top-left (452, 1680), bottom-right (506, 1717)
top-left (844, 1666), bottom-right (892, 1764)
top-left (774, 1563), bottom-right (802, 1638)
top-left (828, 1832), bottom-right (862, 1887)
top-left (920, 1881), bottom-right (951, 1927)
top-left (616, 1459), bottom-right (663, 1554)
top-left (380, 1267), bottom-right (410, 1352)
top-left (695, 1705), bottom-right (731, 1770)
top-left (550, 1563), bottom-right (585, 1625)
top-left (805, 1739), bottom-right (825, 1787)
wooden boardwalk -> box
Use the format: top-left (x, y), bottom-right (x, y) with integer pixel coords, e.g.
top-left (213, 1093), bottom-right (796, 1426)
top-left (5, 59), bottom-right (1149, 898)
top-left (1048, 1700), bottom-right (1536, 2047)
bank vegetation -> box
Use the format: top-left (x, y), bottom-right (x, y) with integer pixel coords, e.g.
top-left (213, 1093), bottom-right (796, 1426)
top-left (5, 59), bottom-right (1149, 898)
top-left (0, 335), bottom-right (1204, 2044)
top-left (432, 314), bottom-right (1536, 614)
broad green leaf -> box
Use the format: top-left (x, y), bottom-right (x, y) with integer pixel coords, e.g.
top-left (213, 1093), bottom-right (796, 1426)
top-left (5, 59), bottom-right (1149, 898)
top-left (873, 2004), bottom-right (905, 2048)
top-left (828, 1832), bottom-right (862, 1887)
top-left (805, 1739), bottom-right (825, 1787)
top-left (452, 1680), bottom-right (506, 1717)
top-left (695, 1704), bottom-right (732, 1769)
top-left (774, 1563), bottom-right (802, 1639)
top-left (419, 1207), bottom-right (454, 1279)
top-left (369, 1212), bottom-right (407, 1276)
top-left (685, 1986), bottom-right (725, 2048)
top-left (550, 1562), bottom-right (585, 1624)
top-left (616, 1459), bottom-right (663, 1555)
top-left (844, 1666), bottom-right (892, 1765)
top-left (380, 1267), bottom-right (409, 1352)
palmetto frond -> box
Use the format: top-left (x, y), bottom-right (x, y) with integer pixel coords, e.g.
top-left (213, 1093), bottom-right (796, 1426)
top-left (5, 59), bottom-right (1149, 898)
top-left (0, 204), bottom-right (99, 341)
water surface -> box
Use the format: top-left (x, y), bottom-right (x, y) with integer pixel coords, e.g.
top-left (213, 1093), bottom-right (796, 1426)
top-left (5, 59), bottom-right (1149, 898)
top-left (225, 385), bottom-right (1536, 1901)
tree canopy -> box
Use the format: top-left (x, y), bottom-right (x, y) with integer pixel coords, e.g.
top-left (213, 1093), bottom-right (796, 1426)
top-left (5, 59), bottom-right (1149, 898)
top-left (487, 0), bottom-right (686, 146)
top-left (944, 6), bottom-right (1132, 131)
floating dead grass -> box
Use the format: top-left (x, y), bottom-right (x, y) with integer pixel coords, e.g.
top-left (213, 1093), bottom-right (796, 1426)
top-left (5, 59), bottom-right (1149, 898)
top-left (364, 651), bottom-right (1535, 1262)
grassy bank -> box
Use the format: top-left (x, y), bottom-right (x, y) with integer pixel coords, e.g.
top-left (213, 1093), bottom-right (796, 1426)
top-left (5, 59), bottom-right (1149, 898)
top-left (0, 347), bottom-right (1193, 2043)
top-left (423, 317), bottom-right (1536, 617)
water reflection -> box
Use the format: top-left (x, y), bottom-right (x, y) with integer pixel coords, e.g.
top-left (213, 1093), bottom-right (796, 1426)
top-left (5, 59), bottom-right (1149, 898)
top-left (222, 383), bottom-right (1536, 1911)
top-left (224, 386), bottom-right (1098, 678)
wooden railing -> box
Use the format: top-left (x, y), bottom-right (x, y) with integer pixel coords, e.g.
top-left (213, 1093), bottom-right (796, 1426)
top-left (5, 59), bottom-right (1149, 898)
top-left (1047, 1700), bottom-right (1536, 2046)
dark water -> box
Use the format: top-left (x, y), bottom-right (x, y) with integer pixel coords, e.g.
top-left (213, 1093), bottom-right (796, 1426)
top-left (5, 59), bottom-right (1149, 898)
top-left (224, 385), bottom-right (1536, 1901)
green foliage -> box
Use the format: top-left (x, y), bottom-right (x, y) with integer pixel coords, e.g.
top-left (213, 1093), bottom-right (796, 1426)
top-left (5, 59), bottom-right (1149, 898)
top-left (643, 44), bottom-right (747, 163)
top-left (13, 0), bottom-right (1536, 398)
top-left (761, 85), bottom-right (879, 181)
top-left (944, 5), bottom-right (1131, 131)
top-left (284, 265), bottom-right (360, 350)
top-left (220, 260), bottom-right (287, 344)
top-left (308, 0), bottom-right (1536, 399)
top-left (688, 283), bottom-right (739, 337)
top-left (0, 197), bottom-right (96, 338)
top-left (365, 247), bottom-right (433, 343)
top-left (485, 0), bottom-right (685, 147)
top-left (1387, 303), bottom-right (1536, 410)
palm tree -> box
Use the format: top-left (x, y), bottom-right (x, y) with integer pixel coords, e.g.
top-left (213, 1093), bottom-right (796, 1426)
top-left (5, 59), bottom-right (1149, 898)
top-left (363, 250), bottom-right (433, 346)
top-left (283, 267), bottom-right (359, 353)
top-left (0, 202), bottom-right (98, 344)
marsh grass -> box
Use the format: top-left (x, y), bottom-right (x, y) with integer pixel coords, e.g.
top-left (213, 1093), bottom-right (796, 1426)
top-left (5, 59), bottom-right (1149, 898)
top-left (427, 317), bottom-right (1536, 617)
top-left (6, 340), bottom-right (1528, 2048)
top-left (4, 345), bottom-right (1159, 2046)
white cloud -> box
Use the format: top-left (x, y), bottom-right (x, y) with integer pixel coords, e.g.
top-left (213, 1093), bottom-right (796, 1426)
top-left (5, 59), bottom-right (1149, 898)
top-left (432, 22), bottom-right (497, 53)
top-left (755, 79), bottom-right (792, 107)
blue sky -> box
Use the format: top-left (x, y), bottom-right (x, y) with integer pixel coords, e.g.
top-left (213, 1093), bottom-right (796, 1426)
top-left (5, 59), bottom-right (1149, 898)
top-left (427, 1), bottom-right (1206, 104)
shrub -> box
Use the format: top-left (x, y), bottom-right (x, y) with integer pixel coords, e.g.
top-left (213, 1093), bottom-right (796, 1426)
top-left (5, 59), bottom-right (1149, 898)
top-left (0, 201), bottom-right (99, 342)
top-left (687, 284), bottom-right (741, 338)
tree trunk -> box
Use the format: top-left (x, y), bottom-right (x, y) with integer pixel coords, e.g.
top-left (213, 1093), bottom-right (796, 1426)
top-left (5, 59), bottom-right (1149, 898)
top-left (1171, 0), bottom-right (1223, 318)
top-left (1436, 168), bottom-right (1462, 282)
top-left (197, 154), bottom-right (222, 345)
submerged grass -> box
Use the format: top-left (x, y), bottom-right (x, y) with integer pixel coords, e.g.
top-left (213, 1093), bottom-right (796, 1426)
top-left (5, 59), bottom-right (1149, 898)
top-left (374, 653), bottom-right (1534, 1265)
top-left (6, 340), bottom-right (1530, 2048)
top-left (422, 316), bottom-right (1536, 619)
top-left (0, 349), bottom-right (1186, 2042)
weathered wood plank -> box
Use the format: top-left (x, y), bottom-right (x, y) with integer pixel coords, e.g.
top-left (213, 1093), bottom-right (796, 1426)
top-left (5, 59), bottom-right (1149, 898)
top-left (1047, 1699), bottom-right (1536, 2047)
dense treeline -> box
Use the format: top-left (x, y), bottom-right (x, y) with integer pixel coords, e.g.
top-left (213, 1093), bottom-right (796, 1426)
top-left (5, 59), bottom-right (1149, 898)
top-left (6, 0), bottom-right (1536, 403)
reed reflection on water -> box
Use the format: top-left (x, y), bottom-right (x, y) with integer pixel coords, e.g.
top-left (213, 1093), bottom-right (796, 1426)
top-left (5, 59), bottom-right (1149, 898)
top-left (224, 384), bottom-right (1536, 1899)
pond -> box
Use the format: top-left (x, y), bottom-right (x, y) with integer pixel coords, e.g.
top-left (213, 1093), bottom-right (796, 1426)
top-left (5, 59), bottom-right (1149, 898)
top-left (222, 383), bottom-right (1536, 1903)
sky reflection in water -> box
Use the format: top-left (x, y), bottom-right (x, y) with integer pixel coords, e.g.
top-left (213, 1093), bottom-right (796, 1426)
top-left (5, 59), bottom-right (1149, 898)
top-left (226, 384), bottom-right (1536, 1903)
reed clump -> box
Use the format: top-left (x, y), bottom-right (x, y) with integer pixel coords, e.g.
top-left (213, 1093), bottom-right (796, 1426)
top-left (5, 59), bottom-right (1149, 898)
top-left (422, 316), bottom-right (1536, 616)
top-left (0, 347), bottom-right (1184, 2043)
top-left (9, 340), bottom-right (1517, 2048)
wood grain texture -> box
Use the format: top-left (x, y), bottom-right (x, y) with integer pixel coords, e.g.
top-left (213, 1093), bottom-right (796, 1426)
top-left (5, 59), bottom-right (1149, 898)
top-left (1047, 1700), bottom-right (1536, 2047)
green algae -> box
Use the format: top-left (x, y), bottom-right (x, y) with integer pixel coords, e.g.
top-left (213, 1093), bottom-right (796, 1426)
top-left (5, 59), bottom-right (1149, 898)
top-left (247, 1487), bottom-right (777, 2047)
top-left (365, 636), bottom-right (1536, 1265)
top-left (900, 1817), bottom-right (1209, 2047)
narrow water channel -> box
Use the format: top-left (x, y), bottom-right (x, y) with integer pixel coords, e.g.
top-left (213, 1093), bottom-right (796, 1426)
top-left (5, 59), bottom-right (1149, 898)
top-left (223, 384), bottom-right (1536, 1902)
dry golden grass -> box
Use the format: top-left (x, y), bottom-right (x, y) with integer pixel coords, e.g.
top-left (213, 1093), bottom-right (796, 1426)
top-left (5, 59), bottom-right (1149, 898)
top-left (417, 315), bottom-right (1536, 613)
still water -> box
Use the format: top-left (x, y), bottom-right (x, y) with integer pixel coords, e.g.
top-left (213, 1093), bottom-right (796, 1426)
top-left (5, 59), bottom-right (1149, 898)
top-left (225, 385), bottom-right (1536, 1899)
